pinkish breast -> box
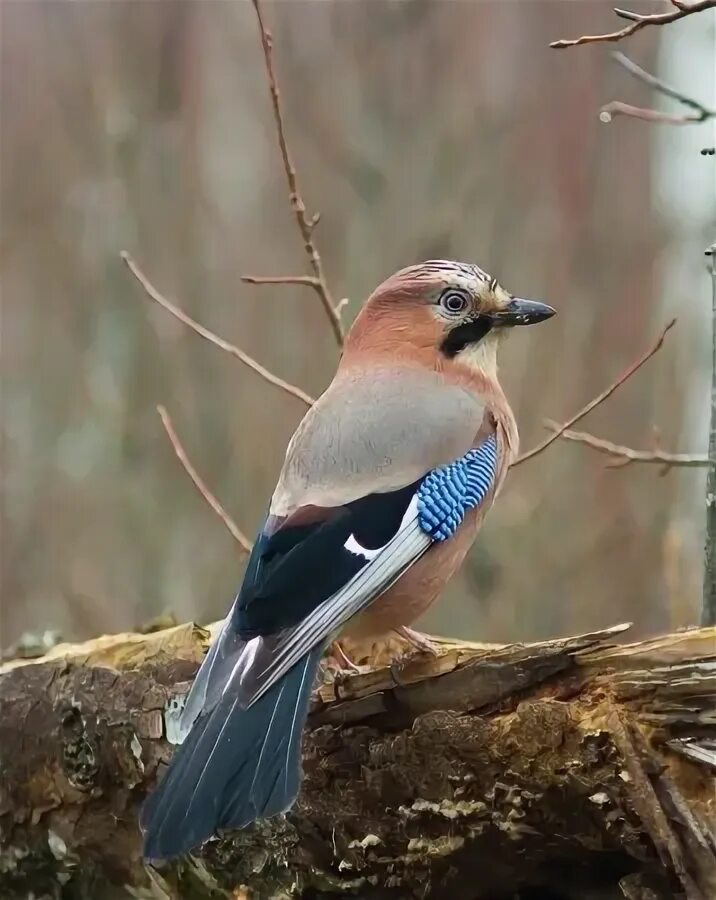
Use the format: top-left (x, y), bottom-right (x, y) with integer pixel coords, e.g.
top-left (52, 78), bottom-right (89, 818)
top-left (342, 415), bottom-right (515, 641)
top-left (341, 506), bottom-right (483, 639)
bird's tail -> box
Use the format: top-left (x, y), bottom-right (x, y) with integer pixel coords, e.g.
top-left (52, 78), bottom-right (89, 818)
top-left (140, 646), bottom-right (322, 860)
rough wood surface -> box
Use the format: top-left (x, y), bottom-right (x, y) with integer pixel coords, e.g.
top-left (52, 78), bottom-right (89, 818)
top-left (0, 622), bottom-right (714, 900)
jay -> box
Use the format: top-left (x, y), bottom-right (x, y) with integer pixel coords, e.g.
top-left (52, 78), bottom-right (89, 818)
top-left (141, 260), bottom-right (554, 858)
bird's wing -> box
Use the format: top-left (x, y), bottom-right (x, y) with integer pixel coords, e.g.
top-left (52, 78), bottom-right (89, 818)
top-left (179, 367), bottom-right (494, 734)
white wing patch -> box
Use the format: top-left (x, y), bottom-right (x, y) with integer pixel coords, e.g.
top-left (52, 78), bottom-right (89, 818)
top-left (344, 534), bottom-right (382, 561)
top-left (221, 635), bottom-right (262, 699)
top-left (250, 496), bottom-right (431, 702)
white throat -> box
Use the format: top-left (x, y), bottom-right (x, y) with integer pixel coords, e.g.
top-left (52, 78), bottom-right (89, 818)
top-left (455, 333), bottom-right (499, 378)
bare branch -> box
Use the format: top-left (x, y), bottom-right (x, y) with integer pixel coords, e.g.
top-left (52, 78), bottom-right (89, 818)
top-left (514, 319), bottom-right (677, 466)
top-left (545, 423), bottom-right (714, 469)
top-left (599, 101), bottom-right (708, 125)
top-left (613, 8), bottom-right (647, 23)
top-left (551, 0), bottom-right (716, 49)
top-left (157, 406), bottom-right (253, 554)
top-left (241, 275), bottom-right (320, 288)
top-left (250, 0), bottom-right (345, 346)
top-left (611, 51), bottom-right (715, 120)
top-left (599, 52), bottom-right (715, 125)
top-left (121, 252), bottom-right (315, 408)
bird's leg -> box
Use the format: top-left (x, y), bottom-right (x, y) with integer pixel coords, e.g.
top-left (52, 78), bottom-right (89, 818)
top-left (320, 640), bottom-right (362, 683)
top-left (394, 626), bottom-right (441, 657)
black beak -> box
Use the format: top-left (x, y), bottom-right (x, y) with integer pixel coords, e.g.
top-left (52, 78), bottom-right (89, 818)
top-left (491, 298), bottom-right (556, 327)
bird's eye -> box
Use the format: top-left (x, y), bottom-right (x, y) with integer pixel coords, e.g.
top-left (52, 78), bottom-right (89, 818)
top-left (439, 290), bottom-right (469, 315)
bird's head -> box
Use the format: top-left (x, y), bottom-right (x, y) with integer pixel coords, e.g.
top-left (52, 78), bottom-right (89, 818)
top-left (345, 260), bottom-right (555, 377)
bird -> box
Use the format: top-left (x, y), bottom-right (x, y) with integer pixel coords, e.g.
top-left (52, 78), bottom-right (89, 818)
top-left (140, 259), bottom-right (555, 859)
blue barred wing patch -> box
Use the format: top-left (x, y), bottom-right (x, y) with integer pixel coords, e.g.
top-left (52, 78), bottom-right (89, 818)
top-left (417, 435), bottom-right (499, 541)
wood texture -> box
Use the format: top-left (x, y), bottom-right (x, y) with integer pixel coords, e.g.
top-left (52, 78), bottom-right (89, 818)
top-left (1, 623), bottom-right (714, 899)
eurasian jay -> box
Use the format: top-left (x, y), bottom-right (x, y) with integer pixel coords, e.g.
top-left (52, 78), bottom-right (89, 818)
top-left (141, 260), bottom-right (554, 859)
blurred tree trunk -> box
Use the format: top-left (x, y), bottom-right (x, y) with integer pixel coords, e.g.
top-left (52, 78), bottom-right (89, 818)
top-left (703, 243), bottom-right (716, 625)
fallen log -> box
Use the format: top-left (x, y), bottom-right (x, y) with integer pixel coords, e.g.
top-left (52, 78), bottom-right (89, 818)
top-left (0, 622), bottom-right (714, 899)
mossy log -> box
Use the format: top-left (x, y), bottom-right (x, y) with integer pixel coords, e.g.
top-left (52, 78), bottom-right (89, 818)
top-left (1, 622), bottom-right (714, 900)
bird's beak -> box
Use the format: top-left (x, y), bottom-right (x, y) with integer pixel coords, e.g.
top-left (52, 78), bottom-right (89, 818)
top-left (490, 298), bottom-right (556, 327)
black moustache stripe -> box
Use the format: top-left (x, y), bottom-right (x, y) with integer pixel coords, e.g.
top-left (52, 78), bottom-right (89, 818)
top-left (439, 317), bottom-right (493, 358)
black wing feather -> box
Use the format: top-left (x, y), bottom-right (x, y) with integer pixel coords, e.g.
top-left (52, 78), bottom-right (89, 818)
top-left (235, 479), bottom-right (421, 638)
top-left (176, 480), bottom-right (421, 735)
top-left (142, 479), bottom-right (425, 858)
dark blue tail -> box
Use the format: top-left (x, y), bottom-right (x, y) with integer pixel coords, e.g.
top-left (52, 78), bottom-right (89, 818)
top-left (141, 647), bottom-right (322, 859)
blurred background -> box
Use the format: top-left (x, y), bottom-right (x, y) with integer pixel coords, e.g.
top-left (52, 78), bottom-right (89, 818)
top-left (1, 1), bottom-right (714, 651)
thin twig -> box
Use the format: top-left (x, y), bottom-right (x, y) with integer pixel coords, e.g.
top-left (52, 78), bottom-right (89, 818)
top-left (611, 51), bottom-right (714, 120)
top-left (551, 0), bottom-right (716, 49)
top-left (600, 101), bottom-right (710, 125)
top-left (514, 319), bottom-right (677, 466)
top-left (157, 406), bottom-right (253, 554)
top-left (241, 275), bottom-right (320, 288)
top-left (249, 0), bottom-right (345, 346)
top-left (545, 423), bottom-right (713, 469)
top-left (121, 252), bottom-right (315, 408)
top-left (600, 52), bottom-right (715, 125)
top-left (613, 7), bottom-right (646, 22)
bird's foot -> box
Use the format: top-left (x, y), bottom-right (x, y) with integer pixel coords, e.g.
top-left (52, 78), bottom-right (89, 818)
top-left (330, 640), bottom-right (364, 672)
top-left (394, 626), bottom-right (441, 657)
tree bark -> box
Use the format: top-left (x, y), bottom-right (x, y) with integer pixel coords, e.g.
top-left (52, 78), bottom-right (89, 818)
top-left (1, 622), bottom-right (714, 900)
